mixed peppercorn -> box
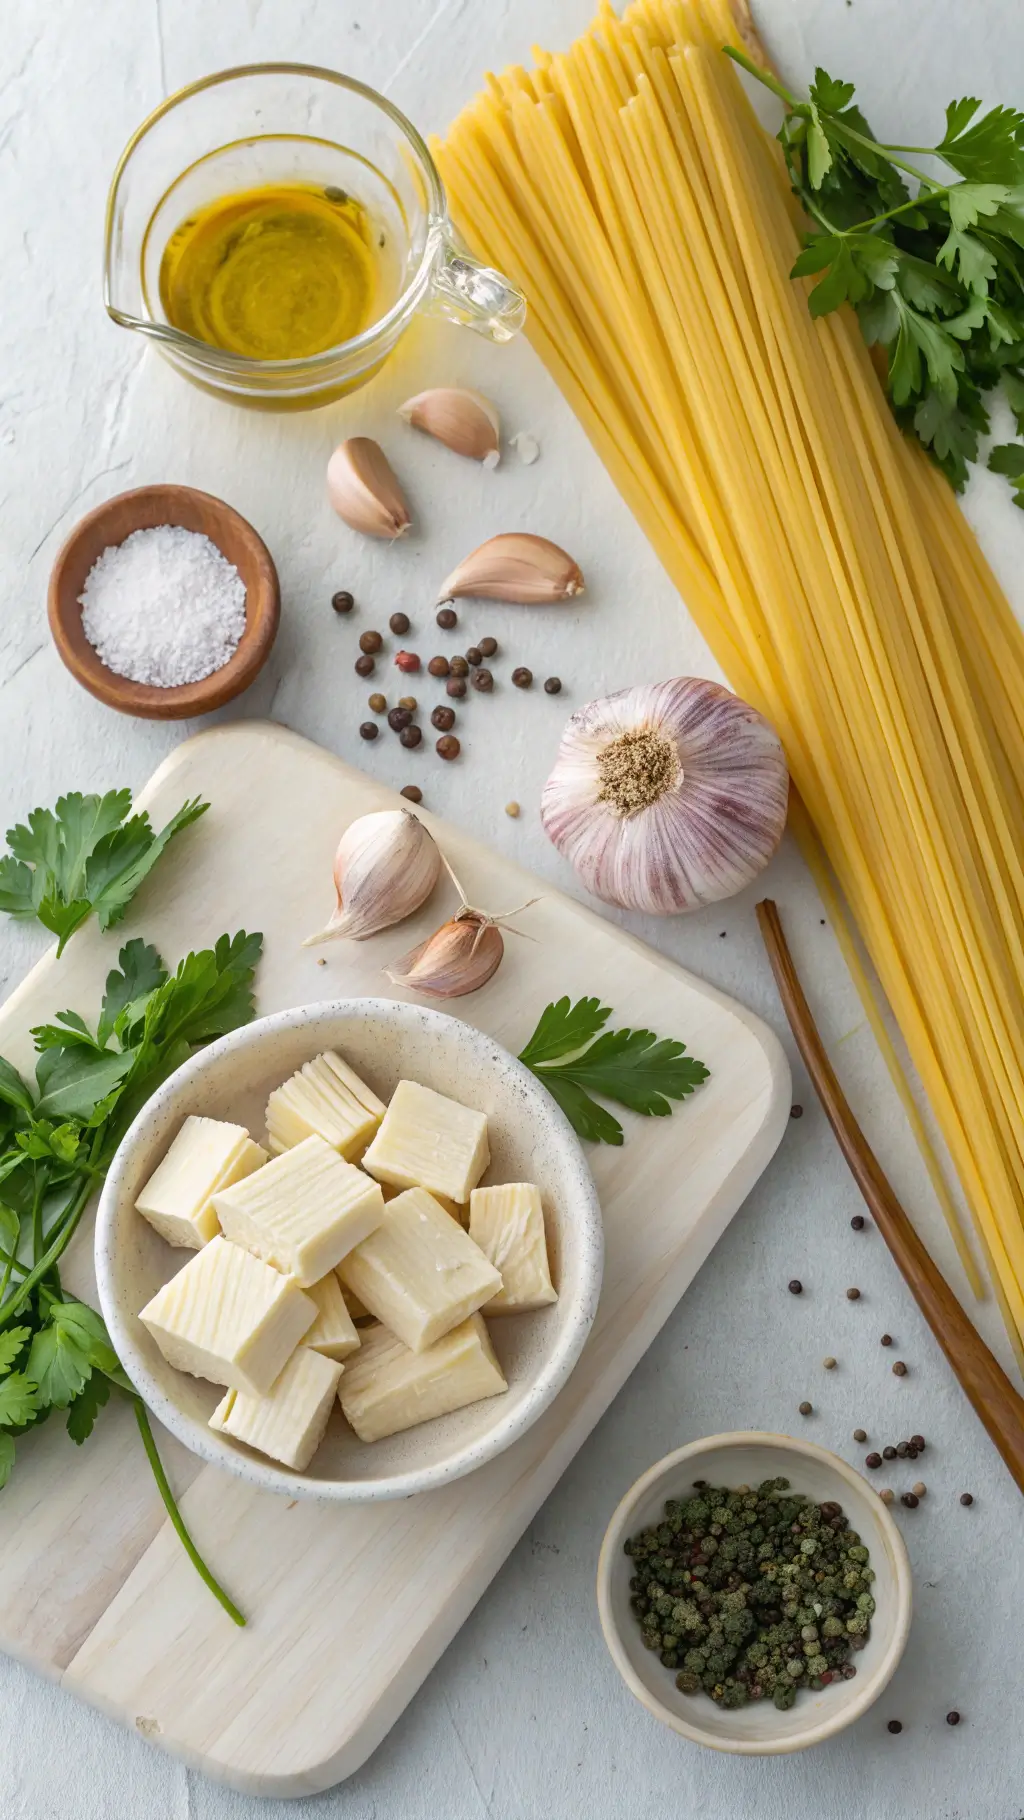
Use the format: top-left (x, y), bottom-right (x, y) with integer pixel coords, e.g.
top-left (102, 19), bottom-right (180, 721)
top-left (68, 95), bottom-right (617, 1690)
top-left (625, 1478), bottom-right (874, 1712)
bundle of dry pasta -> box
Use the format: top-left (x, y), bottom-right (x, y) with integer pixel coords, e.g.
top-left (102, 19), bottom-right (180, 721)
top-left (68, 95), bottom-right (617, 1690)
top-left (434, 0), bottom-right (1024, 1358)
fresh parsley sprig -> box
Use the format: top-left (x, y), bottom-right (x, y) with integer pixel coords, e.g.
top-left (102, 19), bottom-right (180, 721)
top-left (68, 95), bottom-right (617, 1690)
top-left (0, 928), bottom-right (262, 1624)
top-left (0, 789), bottom-right (208, 954)
top-left (726, 50), bottom-right (1024, 497)
top-left (519, 996), bottom-right (709, 1145)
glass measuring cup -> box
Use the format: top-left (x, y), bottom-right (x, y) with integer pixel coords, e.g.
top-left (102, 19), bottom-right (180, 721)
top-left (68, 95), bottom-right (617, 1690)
top-left (104, 64), bottom-right (526, 410)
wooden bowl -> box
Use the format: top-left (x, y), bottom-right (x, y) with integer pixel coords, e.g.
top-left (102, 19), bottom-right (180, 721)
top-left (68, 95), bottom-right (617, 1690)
top-left (48, 484), bottom-right (280, 719)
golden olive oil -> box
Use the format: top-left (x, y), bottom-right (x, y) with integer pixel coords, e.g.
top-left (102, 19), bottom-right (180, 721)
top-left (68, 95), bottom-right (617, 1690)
top-left (159, 182), bottom-right (379, 360)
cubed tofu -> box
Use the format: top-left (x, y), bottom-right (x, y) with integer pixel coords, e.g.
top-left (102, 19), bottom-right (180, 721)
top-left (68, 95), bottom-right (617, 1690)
top-left (266, 1051), bottom-right (386, 1160)
top-left (337, 1186), bottom-right (501, 1352)
top-left (135, 1116), bottom-right (268, 1248)
top-left (305, 1271), bottom-right (361, 1361)
top-left (468, 1183), bottom-right (558, 1313)
top-left (212, 1134), bottom-right (386, 1288)
top-left (361, 1079), bottom-right (489, 1205)
top-left (210, 1346), bottom-right (343, 1470)
top-left (139, 1236), bottom-right (315, 1396)
top-left (339, 1314), bottom-right (507, 1443)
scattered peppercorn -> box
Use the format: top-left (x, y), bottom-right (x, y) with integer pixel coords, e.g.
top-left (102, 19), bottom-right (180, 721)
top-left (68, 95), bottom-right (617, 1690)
top-left (398, 695), bottom-right (417, 711)
top-left (790, 1104), bottom-right (803, 1119)
top-left (798, 1400), bottom-right (813, 1416)
top-left (436, 605), bottom-right (458, 629)
top-left (900, 1493), bottom-right (919, 1509)
top-left (355, 653), bottom-right (375, 677)
top-left (892, 1361), bottom-right (908, 1377)
top-left (788, 1280), bottom-right (803, 1295)
top-left (882, 1447), bottom-right (897, 1461)
top-left (359, 629), bottom-right (383, 654)
top-left (317, 957), bottom-right (326, 966)
top-left (512, 666), bottom-right (533, 689)
top-left (960, 1493), bottom-right (974, 1506)
top-left (428, 655), bottom-right (450, 677)
top-left (331, 589), bottom-right (354, 613)
top-left (880, 1334), bottom-right (892, 1346)
top-left (887, 1720), bottom-right (903, 1734)
top-left (823, 1356), bottom-right (837, 1370)
top-left (471, 667), bottom-right (494, 692)
top-left (449, 654), bottom-right (470, 677)
top-left (946, 1710), bottom-right (960, 1726)
top-left (625, 1478), bottom-right (876, 1712)
top-left (358, 721), bottom-right (378, 741)
top-left (865, 1452), bottom-right (882, 1468)
top-left (368, 692), bottom-right (387, 713)
top-left (505, 801), bottom-right (521, 818)
top-left (395, 650), bottom-right (421, 672)
top-left (906, 1443), bottom-right (919, 1459)
top-left (436, 734), bottom-right (460, 760)
top-left (846, 1287), bottom-right (861, 1301)
top-left (389, 611), bottom-right (410, 635)
top-left (400, 785), bottom-right (423, 803)
top-left (912, 1482), bottom-right (926, 1498)
top-left (544, 676), bottom-right (562, 694)
top-left (911, 1435), bottom-right (925, 1451)
top-left (851, 1215), bottom-right (866, 1230)
top-left (478, 636), bottom-right (498, 657)
top-left (896, 1442), bottom-right (909, 1459)
top-left (431, 705), bottom-right (456, 732)
top-left (465, 645), bottom-right (483, 666)
top-left (853, 1428), bottom-right (867, 1443)
top-left (447, 676), bottom-right (467, 698)
top-left (400, 724), bottom-right (422, 749)
top-left (388, 707), bottom-right (412, 732)
top-left (879, 1488), bottom-right (894, 1505)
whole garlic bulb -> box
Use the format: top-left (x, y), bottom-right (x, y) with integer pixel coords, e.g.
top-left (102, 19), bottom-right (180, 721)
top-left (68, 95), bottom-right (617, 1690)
top-left (304, 809), bottom-right (441, 944)
top-left (541, 678), bottom-right (788, 915)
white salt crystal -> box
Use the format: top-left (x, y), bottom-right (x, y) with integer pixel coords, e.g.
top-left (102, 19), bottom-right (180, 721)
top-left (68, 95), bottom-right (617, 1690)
top-left (79, 524), bottom-right (247, 688)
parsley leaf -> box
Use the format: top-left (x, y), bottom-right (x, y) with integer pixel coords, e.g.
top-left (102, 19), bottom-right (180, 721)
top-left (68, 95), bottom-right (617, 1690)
top-left (97, 939), bottom-right (167, 1046)
top-left (0, 1371), bottom-right (40, 1428)
top-left (988, 441), bottom-right (1024, 505)
top-left (0, 1327), bottom-right (31, 1375)
top-left (519, 998), bottom-right (709, 1145)
top-left (0, 792), bottom-right (208, 955)
top-left (0, 1433), bottom-right (13, 1489)
top-left (66, 1371), bottom-right (110, 1444)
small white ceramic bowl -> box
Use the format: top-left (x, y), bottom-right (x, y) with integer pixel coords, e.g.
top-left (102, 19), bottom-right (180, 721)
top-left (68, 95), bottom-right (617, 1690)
top-left (597, 1432), bottom-right (911, 1754)
top-left (96, 998), bottom-right (603, 1503)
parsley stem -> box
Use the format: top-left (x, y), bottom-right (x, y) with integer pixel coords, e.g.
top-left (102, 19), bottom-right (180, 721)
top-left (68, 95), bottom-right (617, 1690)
top-left (30, 1168), bottom-right (43, 1264)
top-left (0, 1173), bottom-right (92, 1331)
top-left (849, 188), bottom-right (952, 235)
top-left (133, 1401), bottom-right (246, 1627)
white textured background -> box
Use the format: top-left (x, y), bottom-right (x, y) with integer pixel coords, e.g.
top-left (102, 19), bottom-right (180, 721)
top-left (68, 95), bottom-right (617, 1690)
top-left (1, 2), bottom-right (1023, 1815)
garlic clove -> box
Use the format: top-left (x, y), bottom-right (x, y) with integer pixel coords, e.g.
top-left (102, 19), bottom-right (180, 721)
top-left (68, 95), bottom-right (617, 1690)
top-left (304, 808), bottom-right (441, 944)
top-left (541, 677), bottom-right (789, 915)
top-left (327, 438), bottom-right (411, 540)
top-left (437, 533), bottom-right (584, 604)
top-left (398, 388), bottom-right (501, 468)
top-left (385, 912), bottom-right (504, 998)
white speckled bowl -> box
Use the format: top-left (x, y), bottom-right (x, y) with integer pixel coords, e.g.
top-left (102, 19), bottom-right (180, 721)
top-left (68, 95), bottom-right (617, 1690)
top-left (597, 1433), bottom-right (911, 1754)
top-left (95, 998), bottom-right (603, 1502)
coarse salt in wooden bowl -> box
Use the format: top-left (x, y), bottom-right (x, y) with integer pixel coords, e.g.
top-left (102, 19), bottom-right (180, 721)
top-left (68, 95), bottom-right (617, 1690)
top-left (48, 483), bottom-right (280, 720)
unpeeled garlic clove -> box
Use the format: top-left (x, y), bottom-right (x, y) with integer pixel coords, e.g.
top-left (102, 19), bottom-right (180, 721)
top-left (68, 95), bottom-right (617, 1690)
top-left (437, 533), bottom-right (584, 604)
top-left (398, 388), bottom-right (501, 468)
top-left (327, 437), bottom-right (411, 539)
top-left (385, 910), bottom-right (504, 998)
top-left (304, 808), bottom-right (441, 944)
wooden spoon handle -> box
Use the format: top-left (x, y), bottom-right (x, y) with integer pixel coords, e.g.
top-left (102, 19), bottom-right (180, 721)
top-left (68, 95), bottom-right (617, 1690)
top-left (757, 897), bottom-right (1024, 1496)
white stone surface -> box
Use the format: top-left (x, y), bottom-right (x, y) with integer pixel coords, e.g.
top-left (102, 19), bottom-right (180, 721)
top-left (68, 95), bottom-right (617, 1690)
top-left (0, 0), bottom-right (1021, 1814)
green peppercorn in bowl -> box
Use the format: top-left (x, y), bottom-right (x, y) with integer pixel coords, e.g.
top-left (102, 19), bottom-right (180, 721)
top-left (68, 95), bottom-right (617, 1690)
top-left (597, 1432), bottom-right (911, 1754)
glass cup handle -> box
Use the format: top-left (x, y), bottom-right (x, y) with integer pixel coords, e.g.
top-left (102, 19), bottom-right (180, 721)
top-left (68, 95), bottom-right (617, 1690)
top-left (426, 226), bottom-right (527, 343)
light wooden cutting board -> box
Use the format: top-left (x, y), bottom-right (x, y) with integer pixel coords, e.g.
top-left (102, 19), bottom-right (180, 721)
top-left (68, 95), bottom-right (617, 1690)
top-left (0, 721), bottom-right (789, 1796)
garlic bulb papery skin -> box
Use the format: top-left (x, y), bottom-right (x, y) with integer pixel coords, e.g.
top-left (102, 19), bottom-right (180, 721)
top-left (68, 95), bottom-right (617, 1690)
top-left (385, 911), bottom-right (504, 998)
top-left (304, 810), bottom-right (441, 944)
top-left (541, 678), bottom-right (789, 915)
top-left (327, 437), bottom-right (411, 539)
top-left (398, 388), bottom-right (501, 467)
